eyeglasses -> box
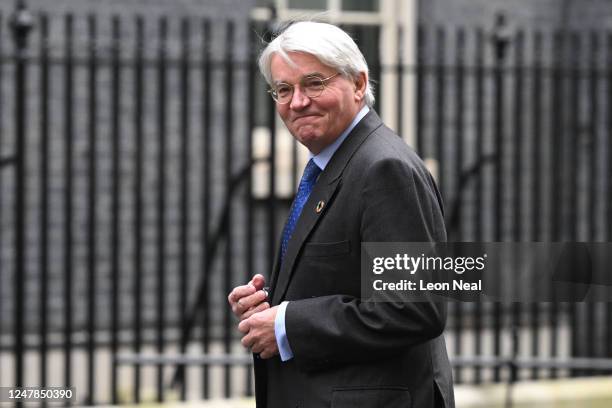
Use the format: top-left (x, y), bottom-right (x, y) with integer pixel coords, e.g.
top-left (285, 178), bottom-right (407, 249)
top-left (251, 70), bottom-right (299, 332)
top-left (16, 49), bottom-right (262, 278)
top-left (268, 73), bottom-right (340, 104)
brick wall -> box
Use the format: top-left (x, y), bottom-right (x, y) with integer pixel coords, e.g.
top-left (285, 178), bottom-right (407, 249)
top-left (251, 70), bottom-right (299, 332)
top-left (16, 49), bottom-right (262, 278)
top-left (419, 0), bottom-right (612, 30)
top-left (415, 0), bottom-right (611, 244)
top-left (0, 0), bottom-right (254, 19)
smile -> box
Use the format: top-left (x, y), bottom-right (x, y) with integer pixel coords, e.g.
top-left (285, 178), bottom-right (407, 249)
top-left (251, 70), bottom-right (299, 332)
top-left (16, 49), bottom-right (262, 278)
top-left (293, 115), bottom-right (320, 123)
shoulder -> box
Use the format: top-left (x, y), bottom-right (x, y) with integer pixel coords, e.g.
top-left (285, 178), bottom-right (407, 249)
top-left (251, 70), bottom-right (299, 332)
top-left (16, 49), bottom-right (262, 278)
top-left (344, 124), bottom-right (445, 216)
top-left (350, 124), bottom-right (432, 185)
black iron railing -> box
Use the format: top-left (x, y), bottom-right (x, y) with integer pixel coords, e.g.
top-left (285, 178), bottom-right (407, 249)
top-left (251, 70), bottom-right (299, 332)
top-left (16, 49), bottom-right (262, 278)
top-left (0, 2), bottom-right (611, 405)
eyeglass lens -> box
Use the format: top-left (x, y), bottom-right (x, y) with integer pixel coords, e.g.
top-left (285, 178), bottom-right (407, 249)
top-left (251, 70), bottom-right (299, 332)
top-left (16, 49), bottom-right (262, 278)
top-left (273, 76), bottom-right (326, 103)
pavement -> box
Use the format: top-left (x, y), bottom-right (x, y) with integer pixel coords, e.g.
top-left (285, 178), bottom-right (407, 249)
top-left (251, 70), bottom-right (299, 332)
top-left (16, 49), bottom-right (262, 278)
top-left (95, 376), bottom-right (612, 408)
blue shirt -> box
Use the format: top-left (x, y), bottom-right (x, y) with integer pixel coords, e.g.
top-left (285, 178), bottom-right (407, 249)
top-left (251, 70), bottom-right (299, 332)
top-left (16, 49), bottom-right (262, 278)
top-left (275, 105), bottom-right (369, 361)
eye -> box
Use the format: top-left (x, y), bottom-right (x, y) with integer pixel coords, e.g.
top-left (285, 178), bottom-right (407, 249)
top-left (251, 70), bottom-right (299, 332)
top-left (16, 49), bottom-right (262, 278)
top-left (275, 84), bottom-right (292, 97)
top-left (303, 77), bottom-right (324, 91)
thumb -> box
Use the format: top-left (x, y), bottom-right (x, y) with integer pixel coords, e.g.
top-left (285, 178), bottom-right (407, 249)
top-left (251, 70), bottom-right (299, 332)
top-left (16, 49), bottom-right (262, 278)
top-left (250, 274), bottom-right (266, 290)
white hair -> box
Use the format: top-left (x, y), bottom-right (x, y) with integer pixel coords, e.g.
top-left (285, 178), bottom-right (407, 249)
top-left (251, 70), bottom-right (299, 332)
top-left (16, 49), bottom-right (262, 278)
top-left (258, 21), bottom-right (375, 107)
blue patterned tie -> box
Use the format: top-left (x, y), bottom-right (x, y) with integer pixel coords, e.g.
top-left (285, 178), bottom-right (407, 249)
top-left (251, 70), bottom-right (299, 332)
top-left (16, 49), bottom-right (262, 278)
top-left (280, 159), bottom-right (322, 263)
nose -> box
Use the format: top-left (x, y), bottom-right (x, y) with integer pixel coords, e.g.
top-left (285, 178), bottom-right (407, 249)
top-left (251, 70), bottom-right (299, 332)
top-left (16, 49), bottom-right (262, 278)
top-left (289, 86), bottom-right (311, 110)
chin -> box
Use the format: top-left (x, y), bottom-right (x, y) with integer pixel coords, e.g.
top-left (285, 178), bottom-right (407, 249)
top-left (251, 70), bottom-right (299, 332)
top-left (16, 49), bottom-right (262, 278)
top-left (294, 137), bottom-right (320, 153)
top-left (295, 131), bottom-right (321, 144)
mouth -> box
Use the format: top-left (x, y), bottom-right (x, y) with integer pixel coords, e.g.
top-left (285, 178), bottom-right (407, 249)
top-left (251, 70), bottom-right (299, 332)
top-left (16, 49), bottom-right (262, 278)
top-left (293, 114), bottom-right (320, 123)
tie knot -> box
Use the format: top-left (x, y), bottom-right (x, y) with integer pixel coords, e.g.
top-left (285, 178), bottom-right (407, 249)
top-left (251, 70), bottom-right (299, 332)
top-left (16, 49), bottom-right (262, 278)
top-left (303, 159), bottom-right (321, 183)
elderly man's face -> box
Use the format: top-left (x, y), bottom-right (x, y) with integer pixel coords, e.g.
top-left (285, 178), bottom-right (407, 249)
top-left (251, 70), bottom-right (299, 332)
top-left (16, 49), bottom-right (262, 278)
top-left (270, 52), bottom-right (366, 154)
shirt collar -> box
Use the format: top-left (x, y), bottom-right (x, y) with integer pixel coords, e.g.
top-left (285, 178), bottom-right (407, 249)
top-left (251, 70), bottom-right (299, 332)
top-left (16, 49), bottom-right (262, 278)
top-left (310, 105), bottom-right (370, 171)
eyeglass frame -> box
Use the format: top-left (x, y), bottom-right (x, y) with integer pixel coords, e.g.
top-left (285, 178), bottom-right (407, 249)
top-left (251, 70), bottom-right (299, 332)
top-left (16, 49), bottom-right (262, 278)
top-left (267, 73), bottom-right (341, 104)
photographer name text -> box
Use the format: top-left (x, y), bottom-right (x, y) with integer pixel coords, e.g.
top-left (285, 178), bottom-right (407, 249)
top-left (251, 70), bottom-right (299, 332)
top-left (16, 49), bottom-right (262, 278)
top-left (373, 279), bottom-right (481, 291)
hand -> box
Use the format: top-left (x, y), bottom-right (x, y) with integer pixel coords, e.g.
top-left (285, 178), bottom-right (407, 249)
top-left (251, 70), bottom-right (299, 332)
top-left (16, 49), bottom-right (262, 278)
top-left (239, 306), bottom-right (279, 359)
top-left (228, 274), bottom-right (269, 321)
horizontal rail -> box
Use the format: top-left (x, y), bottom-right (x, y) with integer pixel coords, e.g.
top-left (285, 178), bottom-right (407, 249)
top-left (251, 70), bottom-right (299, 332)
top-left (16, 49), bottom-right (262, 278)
top-left (116, 353), bottom-right (612, 371)
top-left (116, 353), bottom-right (252, 366)
top-left (0, 156), bottom-right (16, 167)
top-left (453, 356), bottom-right (612, 371)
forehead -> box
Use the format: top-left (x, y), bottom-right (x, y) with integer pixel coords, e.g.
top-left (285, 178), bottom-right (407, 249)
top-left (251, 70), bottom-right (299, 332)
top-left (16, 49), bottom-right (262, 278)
top-left (270, 52), bottom-right (334, 82)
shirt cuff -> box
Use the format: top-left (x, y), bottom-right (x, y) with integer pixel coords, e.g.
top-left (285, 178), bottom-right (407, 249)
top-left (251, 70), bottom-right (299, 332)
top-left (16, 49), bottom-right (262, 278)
top-left (274, 301), bottom-right (294, 361)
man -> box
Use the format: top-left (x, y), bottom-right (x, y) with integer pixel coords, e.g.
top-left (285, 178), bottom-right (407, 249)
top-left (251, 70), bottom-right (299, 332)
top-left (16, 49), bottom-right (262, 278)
top-left (228, 21), bottom-right (454, 408)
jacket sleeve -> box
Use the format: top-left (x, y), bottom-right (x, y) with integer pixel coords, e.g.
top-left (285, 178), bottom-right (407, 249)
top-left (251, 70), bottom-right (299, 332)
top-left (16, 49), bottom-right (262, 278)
top-left (285, 157), bottom-right (448, 372)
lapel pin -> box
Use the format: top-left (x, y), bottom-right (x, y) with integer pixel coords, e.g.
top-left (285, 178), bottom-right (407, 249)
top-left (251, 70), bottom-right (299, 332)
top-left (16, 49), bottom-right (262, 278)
top-left (316, 200), bottom-right (325, 213)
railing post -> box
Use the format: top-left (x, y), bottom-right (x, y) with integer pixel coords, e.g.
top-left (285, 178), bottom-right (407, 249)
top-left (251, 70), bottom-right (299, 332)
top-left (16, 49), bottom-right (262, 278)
top-left (9, 0), bottom-right (33, 392)
top-left (490, 11), bottom-right (512, 384)
top-left (491, 11), bottom-right (511, 241)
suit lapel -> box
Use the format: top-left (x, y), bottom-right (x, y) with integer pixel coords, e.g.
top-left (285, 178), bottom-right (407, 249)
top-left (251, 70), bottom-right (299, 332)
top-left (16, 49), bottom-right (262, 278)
top-left (270, 110), bottom-right (384, 305)
top-left (271, 178), bottom-right (341, 305)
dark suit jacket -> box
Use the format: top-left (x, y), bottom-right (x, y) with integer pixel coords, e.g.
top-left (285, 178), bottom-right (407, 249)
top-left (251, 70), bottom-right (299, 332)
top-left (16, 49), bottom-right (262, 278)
top-left (255, 110), bottom-right (454, 408)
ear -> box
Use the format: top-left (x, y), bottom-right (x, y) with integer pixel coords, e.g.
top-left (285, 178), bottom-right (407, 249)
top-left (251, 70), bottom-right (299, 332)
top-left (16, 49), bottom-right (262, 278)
top-left (353, 72), bottom-right (368, 102)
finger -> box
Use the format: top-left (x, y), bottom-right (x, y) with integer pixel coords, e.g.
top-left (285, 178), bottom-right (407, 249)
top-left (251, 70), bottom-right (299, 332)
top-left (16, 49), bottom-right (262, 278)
top-left (241, 333), bottom-right (254, 349)
top-left (238, 290), bottom-right (268, 311)
top-left (238, 319), bottom-right (250, 333)
top-left (259, 348), bottom-right (275, 359)
top-left (250, 274), bottom-right (266, 291)
top-left (230, 284), bottom-right (257, 302)
top-left (240, 302), bottom-right (270, 321)
top-left (251, 342), bottom-right (264, 354)
top-left (228, 284), bottom-right (257, 305)
top-left (231, 301), bottom-right (243, 317)
top-left (231, 297), bottom-right (249, 317)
